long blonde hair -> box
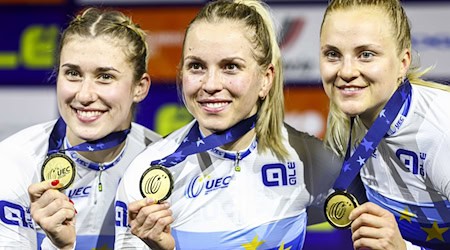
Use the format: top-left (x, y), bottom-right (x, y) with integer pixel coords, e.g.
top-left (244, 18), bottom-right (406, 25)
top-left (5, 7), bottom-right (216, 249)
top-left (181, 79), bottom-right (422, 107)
top-left (322, 0), bottom-right (450, 157)
top-left (177, 0), bottom-right (288, 160)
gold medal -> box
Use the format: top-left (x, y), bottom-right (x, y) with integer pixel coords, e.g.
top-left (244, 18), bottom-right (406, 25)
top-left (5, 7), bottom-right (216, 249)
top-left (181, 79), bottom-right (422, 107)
top-left (324, 190), bottom-right (359, 229)
top-left (41, 153), bottom-right (76, 190)
top-left (139, 165), bottom-right (174, 203)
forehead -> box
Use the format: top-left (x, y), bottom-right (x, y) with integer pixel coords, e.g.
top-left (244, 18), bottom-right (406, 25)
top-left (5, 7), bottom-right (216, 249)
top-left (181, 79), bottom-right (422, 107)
top-left (321, 7), bottom-right (395, 47)
top-left (60, 35), bottom-right (130, 66)
top-left (184, 20), bottom-right (254, 56)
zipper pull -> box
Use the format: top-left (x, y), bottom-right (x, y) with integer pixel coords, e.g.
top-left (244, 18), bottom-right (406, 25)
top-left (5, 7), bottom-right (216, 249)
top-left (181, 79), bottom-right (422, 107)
top-left (234, 152), bottom-right (241, 172)
top-left (98, 164), bottom-right (104, 192)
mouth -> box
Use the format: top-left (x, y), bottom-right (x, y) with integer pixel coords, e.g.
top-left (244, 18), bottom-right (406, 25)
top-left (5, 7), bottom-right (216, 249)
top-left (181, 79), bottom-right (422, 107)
top-left (73, 108), bottom-right (105, 122)
top-left (198, 101), bottom-right (230, 113)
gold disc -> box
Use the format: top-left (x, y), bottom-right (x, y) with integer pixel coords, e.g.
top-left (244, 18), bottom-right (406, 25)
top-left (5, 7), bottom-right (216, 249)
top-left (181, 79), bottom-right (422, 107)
top-left (139, 165), bottom-right (174, 202)
top-left (324, 190), bottom-right (359, 229)
top-left (41, 153), bottom-right (76, 190)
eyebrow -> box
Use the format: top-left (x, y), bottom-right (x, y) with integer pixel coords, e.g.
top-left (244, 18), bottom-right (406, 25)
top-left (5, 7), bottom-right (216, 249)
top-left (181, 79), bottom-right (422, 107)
top-left (61, 63), bottom-right (121, 73)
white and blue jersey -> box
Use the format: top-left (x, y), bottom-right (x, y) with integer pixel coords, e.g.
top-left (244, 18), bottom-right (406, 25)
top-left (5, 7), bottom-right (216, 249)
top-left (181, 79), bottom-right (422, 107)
top-left (0, 120), bottom-right (160, 249)
top-left (360, 84), bottom-right (450, 249)
top-left (115, 122), bottom-right (342, 249)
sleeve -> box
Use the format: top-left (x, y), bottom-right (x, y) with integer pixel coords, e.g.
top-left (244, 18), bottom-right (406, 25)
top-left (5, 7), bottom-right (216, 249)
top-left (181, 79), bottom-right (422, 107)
top-left (114, 161), bottom-right (150, 249)
top-left (284, 125), bottom-right (343, 225)
top-left (0, 143), bottom-right (39, 248)
top-left (40, 237), bottom-right (76, 250)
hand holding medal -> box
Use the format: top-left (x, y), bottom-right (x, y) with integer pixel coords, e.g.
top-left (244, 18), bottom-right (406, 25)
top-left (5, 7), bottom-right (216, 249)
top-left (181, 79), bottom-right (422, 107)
top-left (325, 81), bottom-right (411, 229)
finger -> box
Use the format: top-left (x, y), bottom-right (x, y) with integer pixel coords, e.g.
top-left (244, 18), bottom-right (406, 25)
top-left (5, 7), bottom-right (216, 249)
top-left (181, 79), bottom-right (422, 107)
top-left (28, 179), bottom-right (63, 202)
top-left (354, 236), bottom-right (380, 250)
top-left (349, 202), bottom-right (390, 221)
top-left (128, 198), bottom-right (156, 220)
top-left (31, 188), bottom-right (69, 211)
top-left (131, 202), bottom-right (170, 228)
top-left (130, 209), bottom-right (173, 238)
top-left (38, 207), bottom-right (77, 232)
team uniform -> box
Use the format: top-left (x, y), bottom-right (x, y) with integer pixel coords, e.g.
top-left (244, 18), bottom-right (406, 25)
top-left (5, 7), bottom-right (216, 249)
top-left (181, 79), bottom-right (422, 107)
top-left (0, 120), bottom-right (160, 249)
top-left (360, 84), bottom-right (450, 249)
top-left (115, 122), bottom-right (342, 249)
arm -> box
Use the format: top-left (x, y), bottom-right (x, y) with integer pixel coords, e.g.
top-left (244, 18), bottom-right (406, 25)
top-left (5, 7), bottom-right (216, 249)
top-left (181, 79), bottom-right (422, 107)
top-left (28, 180), bottom-right (76, 250)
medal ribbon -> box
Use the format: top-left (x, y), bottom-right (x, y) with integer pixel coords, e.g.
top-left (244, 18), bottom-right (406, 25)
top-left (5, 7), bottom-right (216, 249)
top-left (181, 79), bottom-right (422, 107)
top-left (47, 117), bottom-right (130, 171)
top-left (333, 79), bottom-right (412, 191)
top-left (151, 114), bottom-right (257, 168)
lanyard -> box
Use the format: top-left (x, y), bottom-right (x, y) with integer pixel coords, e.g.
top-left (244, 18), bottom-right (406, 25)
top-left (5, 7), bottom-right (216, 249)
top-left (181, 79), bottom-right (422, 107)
top-left (333, 79), bottom-right (412, 191)
top-left (151, 114), bottom-right (257, 168)
top-left (47, 117), bottom-right (130, 171)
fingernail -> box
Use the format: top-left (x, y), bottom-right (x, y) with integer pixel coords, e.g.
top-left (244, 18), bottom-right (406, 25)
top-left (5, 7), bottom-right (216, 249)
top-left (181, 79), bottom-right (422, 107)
top-left (69, 199), bottom-right (74, 205)
top-left (145, 197), bottom-right (155, 204)
top-left (75, 208), bottom-right (78, 214)
top-left (51, 180), bottom-right (60, 186)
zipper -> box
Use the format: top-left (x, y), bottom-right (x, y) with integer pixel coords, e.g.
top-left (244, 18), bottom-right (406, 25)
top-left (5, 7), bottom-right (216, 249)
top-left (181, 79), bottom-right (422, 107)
top-left (234, 152), bottom-right (241, 172)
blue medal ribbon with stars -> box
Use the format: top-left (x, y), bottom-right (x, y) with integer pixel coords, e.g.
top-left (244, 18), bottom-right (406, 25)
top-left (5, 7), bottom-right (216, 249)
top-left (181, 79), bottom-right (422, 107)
top-left (151, 114), bottom-right (257, 168)
top-left (47, 117), bottom-right (130, 171)
top-left (333, 79), bottom-right (412, 191)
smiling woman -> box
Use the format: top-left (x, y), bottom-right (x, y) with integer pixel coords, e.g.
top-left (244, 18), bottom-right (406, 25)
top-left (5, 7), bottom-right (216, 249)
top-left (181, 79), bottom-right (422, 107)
top-left (0, 7), bottom-right (161, 249)
top-left (114, 1), bottom-right (343, 249)
top-left (320, 0), bottom-right (450, 249)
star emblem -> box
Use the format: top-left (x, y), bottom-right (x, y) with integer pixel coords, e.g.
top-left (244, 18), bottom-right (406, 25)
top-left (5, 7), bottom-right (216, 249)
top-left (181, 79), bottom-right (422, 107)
top-left (399, 207), bottom-right (415, 223)
top-left (196, 139), bottom-right (205, 147)
top-left (421, 221), bottom-right (449, 242)
top-left (357, 156), bottom-right (366, 166)
top-left (242, 235), bottom-right (265, 250)
top-left (361, 138), bottom-right (374, 152)
top-left (87, 146), bottom-right (94, 151)
top-left (379, 109), bottom-right (386, 118)
top-left (343, 162), bottom-right (352, 172)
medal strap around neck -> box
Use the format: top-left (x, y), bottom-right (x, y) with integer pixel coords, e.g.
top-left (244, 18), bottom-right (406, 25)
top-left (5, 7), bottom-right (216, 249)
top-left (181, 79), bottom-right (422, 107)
top-left (333, 79), bottom-right (412, 191)
top-left (47, 117), bottom-right (130, 158)
top-left (151, 114), bottom-right (257, 168)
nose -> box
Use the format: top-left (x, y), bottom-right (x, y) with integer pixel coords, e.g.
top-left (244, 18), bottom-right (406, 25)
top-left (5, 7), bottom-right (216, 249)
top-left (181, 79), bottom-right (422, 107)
top-left (76, 79), bottom-right (97, 104)
top-left (202, 69), bottom-right (223, 94)
top-left (338, 57), bottom-right (359, 82)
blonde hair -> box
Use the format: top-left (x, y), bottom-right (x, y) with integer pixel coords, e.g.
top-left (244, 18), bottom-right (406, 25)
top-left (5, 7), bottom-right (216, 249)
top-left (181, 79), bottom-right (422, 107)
top-left (177, 0), bottom-right (288, 160)
top-left (321, 0), bottom-right (450, 157)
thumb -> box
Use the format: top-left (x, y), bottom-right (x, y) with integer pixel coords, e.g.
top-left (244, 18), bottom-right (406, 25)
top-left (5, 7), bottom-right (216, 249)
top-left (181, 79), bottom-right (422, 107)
top-left (28, 179), bottom-right (63, 202)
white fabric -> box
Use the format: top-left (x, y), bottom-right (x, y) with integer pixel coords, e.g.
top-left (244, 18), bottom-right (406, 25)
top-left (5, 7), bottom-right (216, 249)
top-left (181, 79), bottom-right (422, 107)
top-left (115, 122), bottom-right (342, 249)
top-left (0, 120), bottom-right (160, 249)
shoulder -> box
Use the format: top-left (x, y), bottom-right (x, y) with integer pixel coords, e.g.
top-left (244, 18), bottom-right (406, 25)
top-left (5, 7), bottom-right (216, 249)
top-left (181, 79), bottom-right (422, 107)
top-left (128, 122), bottom-right (162, 148)
top-left (0, 120), bottom-right (55, 156)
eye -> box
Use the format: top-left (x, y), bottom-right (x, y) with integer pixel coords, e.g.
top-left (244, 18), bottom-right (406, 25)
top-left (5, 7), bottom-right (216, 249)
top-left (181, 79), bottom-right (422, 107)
top-left (99, 73), bottom-right (113, 80)
top-left (360, 51), bottom-right (375, 61)
top-left (324, 50), bottom-right (340, 61)
top-left (188, 62), bottom-right (204, 71)
top-left (225, 63), bottom-right (238, 71)
top-left (64, 69), bottom-right (81, 80)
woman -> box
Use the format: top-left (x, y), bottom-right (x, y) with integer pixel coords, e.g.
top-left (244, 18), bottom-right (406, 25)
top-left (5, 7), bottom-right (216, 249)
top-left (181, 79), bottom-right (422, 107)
top-left (0, 8), bottom-right (160, 249)
top-left (320, 0), bottom-right (450, 249)
top-left (115, 0), bottom-right (342, 249)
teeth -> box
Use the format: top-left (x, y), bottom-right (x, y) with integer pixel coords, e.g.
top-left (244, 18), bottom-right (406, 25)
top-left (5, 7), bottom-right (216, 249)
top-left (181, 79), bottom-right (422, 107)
top-left (343, 87), bottom-right (360, 91)
top-left (77, 110), bottom-right (102, 118)
top-left (204, 102), bottom-right (227, 108)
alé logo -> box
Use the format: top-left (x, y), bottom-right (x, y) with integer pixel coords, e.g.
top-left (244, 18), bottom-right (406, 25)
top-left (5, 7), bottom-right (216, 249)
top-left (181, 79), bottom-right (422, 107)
top-left (185, 162), bottom-right (298, 199)
top-left (0, 200), bottom-right (34, 229)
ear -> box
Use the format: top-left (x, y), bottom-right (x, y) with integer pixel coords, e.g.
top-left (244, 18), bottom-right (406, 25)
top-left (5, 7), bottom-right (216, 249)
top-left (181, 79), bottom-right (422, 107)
top-left (259, 63), bottom-right (274, 99)
top-left (399, 48), bottom-right (411, 77)
top-left (133, 73), bottom-right (151, 103)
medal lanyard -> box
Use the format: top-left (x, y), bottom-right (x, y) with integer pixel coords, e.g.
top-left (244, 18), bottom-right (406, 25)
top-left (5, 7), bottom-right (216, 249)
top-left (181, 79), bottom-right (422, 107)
top-left (151, 114), bottom-right (257, 168)
top-left (47, 117), bottom-right (130, 167)
top-left (333, 79), bottom-right (412, 191)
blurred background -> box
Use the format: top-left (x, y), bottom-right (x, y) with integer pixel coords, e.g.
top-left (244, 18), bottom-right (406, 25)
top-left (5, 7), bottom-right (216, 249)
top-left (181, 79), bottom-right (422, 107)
top-left (1, 0), bottom-right (449, 249)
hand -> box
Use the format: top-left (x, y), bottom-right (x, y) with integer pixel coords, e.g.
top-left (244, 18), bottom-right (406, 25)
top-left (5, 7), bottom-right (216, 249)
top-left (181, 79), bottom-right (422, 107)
top-left (349, 202), bottom-right (406, 250)
top-left (128, 198), bottom-right (175, 250)
top-left (28, 179), bottom-right (76, 250)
